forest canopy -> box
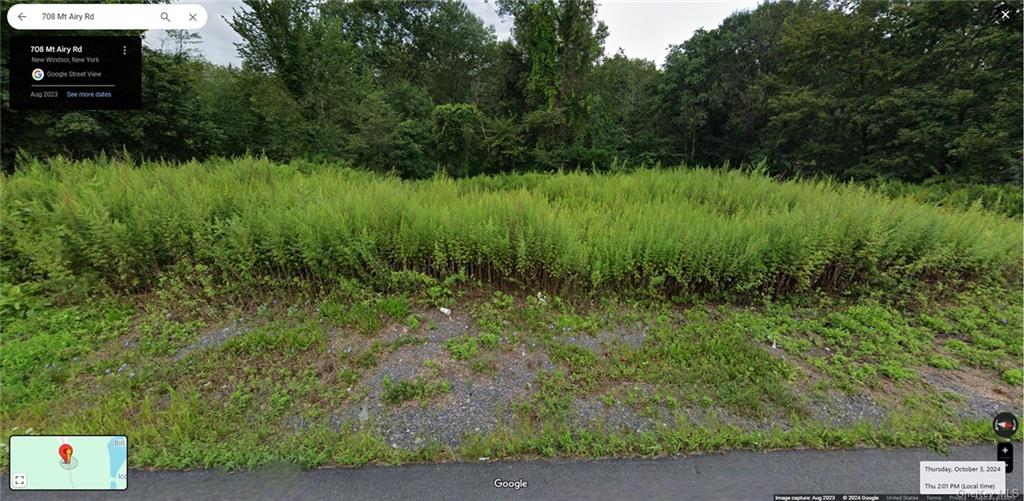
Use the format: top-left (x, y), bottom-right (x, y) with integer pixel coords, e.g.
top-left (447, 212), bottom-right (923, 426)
top-left (1, 0), bottom-right (1021, 183)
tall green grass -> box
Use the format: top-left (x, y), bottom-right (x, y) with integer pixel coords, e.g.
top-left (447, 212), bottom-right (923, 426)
top-left (861, 177), bottom-right (1023, 218)
top-left (1, 157), bottom-right (1019, 296)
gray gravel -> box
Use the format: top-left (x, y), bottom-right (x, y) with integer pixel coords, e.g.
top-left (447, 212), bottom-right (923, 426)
top-left (920, 367), bottom-right (1022, 420)
top-left (808, 391), bottom-right (889, 427)
top-left (181, 305), bottom-right (1020, 456)
top-left (599, 322), bottom-right (648, 348)
top-left (173, 322), bottom-right (250, 360)
top-left (571, 398), bottom-right (667, 433)
top-left (562, 322), bottom-right (648, 356)
top-left (571, 383), bottom-right (669, 433)
top-left (330, 309), bottom-right (554, 449)
top-left (376, 347), bottom-right (553, 449)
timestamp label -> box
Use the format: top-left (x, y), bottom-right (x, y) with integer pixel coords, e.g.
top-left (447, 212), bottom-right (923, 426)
top-left (920, 461), bottom-right (1005, 495)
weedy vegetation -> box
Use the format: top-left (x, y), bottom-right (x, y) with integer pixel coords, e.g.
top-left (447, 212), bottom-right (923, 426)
top-left (1, 158), bottom-right (1020, 470)
top-left (2, 158), bottom-right (1018, 297)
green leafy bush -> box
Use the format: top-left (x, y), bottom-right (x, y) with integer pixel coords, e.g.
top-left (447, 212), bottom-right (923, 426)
top-left (863, 177), bottom-right (1023, 217)
top-left (2, 158), bottom-right (1019, 297)
top-left (1002, 369), bottom-right (1023, 386)
top-left (223, 323), bottom-right (325, 356)
top-left (381, 376), bottom-right (452, 404)
top-left (1, 304), bottom-right (132, 410)
top-left (446, 336), bottom-right (479, 360)
top-left (927, 355), bottom-right (960, 370)
top-left (478, 332), bottom-right (500, 349)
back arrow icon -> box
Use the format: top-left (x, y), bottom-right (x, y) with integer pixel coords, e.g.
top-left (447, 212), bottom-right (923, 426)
top-left (17, 12), bottom-right (25, 20)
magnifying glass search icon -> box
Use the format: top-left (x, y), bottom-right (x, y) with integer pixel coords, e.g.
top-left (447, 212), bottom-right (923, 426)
top-left (160, 12), bottom-right (169, 21)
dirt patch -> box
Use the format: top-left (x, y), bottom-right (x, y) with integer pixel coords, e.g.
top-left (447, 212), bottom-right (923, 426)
top-left (562, 322), bottom-right (648, 355)
top-left (807, 391), bottom-right (888, 427)
top-left (297, 302), bottom-right (1018, 452)
top-left (572, 398), bottom-right (666, 433)
top-left (329, 308), bottom-right (554, 450)
top-left (570, 384), bottom-right (796, 434)
top-left (419, 308), bottom-right (474, 342)
top-left (173, 321), bottom-right (250, 361)
top-left (599, 322), bottom-right (648, 348)
top-left (767, 339), bottom-right (893, 428)
top-left (374, 347), bottom-right (553, 449)
top-left (571, 383), bottom-right (670, 433)
top-left (563, 334), bottom-right (603, 354)
top-left (919, 366), bottom-right (1022, 419)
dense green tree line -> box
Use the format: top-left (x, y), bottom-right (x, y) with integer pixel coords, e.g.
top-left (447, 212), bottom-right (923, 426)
top-left (2, 0), bottom-right (1020, 182)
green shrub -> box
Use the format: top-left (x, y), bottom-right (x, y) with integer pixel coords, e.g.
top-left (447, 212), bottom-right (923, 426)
top-left (224, 322), bottom-right (325, 355)
top-left (447, 336), bottom-right (479, 360)
top-left (381, 376), bottom-right (452, 404)
top-left (322, 300), bottom-right (382, 335)
top-left (2, 158), bottom-right (1018, 297)
top-left (338, 367), bottom-right (361, 386)
top-left (378, 295), bottom-right (410, 320)
top-left (352, 341), bottom-right (385, 369)
top-left (927, 355), bottom-right (960, 370)
top-left (0, 304), bottom-right (132, 410)
top-left (478, 332), bottom-right (500, 349)
top-left (863, 177), bottom-right (1023, 217)
top-left (1002, 368), bottom-right (1023, 386)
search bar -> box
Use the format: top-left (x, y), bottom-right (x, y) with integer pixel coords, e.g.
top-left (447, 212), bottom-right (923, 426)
top-left (7, 4), bottom-right (208, 30)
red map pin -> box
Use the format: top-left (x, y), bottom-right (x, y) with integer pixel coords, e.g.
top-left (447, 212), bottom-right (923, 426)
top-left (58, 443), bottom-right (73, 464)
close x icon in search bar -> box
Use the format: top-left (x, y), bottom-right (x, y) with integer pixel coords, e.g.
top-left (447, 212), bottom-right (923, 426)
top-left (7, 4), bottom-right (208, 30)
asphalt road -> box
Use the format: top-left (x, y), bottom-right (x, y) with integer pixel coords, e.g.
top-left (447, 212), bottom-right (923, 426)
top-left (3, 444), bottom-right (1021, 500)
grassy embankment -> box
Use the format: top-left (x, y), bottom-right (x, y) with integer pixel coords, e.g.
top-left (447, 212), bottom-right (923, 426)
top-left (1, 157), bottom-right (1021, 468)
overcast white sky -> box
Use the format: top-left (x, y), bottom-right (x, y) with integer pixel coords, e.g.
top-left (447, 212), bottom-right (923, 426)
top-left (145, 0), bottom-right (762, 68)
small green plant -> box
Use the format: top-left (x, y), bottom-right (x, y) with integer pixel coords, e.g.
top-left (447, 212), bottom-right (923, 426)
top-left (478, 331), bottom-right (499, 349)
top-left (405, 314), bottom-right (422, 330)
top-left (470, 358), bottom-right (496, 374)
top-left (322, 300), bottom-right (382, 336)
top-left (349, 302), bottom-right (384, 335)
top-left (381, 377), bottom-right (452, 404)
top-left (1, 303), bottom-right (132, 410)
top-left (427, 272), bottom-right (465, 307)
top-left (927, 355), bottom-right (960, 370)
top-left (1002, 368), bottom-right (1023, 386)
top-left (338, 367), bottom-right (361, 386)
top-left (390, 335), bottom-right (426, 349)
top-left (0, 283), bottom-right (47, 320)
top-left (527, 370), bottom-right (573, 423)
top-left (379, 296), bottom-right (410, 320)
top-left (138, 315), bottom-right (204, 356)
top-left (352, 342), bottom-right (385, 369)
top-left (446, 336), bottom-right (479, 360)
top-left (879, 361), bottom-right (916, 381)
top-left (490, 291), bottom-right (514, 310)
top-left (228, 386), bottom-right (255, 408)
top-left (225, 322), bottom-right (325, 356)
